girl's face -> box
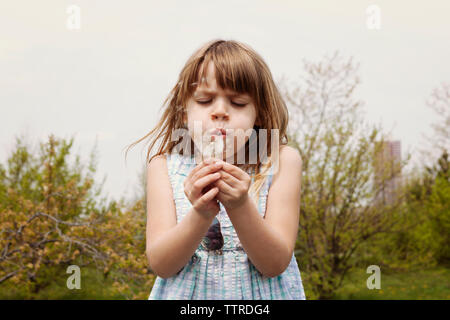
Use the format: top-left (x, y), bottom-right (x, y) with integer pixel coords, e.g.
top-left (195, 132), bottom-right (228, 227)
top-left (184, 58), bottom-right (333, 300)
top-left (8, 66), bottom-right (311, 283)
top-left (184, 61), bottom-right (260, 163)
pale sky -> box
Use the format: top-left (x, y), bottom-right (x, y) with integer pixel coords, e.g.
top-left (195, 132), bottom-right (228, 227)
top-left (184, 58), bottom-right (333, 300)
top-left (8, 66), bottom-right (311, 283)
top-left (1, 0), bottom-right (449, 203)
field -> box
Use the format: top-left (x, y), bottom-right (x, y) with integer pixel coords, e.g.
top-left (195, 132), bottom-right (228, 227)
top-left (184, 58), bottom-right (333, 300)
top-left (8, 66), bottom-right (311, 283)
top-left (332, 266), bottom-right (450, 300)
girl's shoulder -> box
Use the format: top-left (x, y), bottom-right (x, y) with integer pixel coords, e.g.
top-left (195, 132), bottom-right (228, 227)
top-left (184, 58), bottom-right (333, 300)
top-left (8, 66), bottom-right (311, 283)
top-left (280, 145), bottom-right (302, 163)
top-left (277, 145), bottom-right (302, 170)
top-left (148, 152), bottom-right (183, 176)
top-left (266, 145), bottom-right (301, 183)
top-left (279, 144), bottom-right (301, 159)
top-left (147, 154), bottom-right (168, 171)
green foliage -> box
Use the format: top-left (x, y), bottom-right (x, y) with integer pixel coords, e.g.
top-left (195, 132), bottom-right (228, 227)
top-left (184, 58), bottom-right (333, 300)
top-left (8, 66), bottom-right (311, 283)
top-left (0, 265), bottom-right (128, 300)
top-left (357, 151), bottom-right (450, 274)
top-left (0, 134), bottom-right (154, 299)
top-left (283, 52), bottom-right (407, 299)
top-left (427, 151), bottom-right (450, 264)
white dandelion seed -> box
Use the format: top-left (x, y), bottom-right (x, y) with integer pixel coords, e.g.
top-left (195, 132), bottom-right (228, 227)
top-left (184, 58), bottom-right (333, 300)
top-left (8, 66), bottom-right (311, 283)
top-left (202, 136), bottom-right (224, 161)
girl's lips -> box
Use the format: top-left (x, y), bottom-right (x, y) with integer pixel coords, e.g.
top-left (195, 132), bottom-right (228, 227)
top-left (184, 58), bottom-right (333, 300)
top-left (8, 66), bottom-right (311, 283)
top-left (210, 128), bottom-right (227, 136)
top-left (211, 134), bottom-right (226, 141)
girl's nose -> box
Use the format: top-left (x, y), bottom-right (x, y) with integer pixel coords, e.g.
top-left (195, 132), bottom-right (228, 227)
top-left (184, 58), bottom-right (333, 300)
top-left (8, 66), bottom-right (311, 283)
top-left (211, 102), bottom-right (229, 121)
top-left (211, 112), bottom-right (229, 121)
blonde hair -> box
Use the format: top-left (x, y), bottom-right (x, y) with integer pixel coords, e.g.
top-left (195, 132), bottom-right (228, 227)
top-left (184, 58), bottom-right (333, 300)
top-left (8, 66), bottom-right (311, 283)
top-left (125, 39), bottom-right (289, 202)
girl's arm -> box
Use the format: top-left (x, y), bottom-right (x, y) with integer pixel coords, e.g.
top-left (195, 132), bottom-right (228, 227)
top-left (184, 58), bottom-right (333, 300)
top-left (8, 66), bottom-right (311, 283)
top-left (145, 155), bottom-right (216, 279)
top-left (225, 146), bottom-right (302, 277)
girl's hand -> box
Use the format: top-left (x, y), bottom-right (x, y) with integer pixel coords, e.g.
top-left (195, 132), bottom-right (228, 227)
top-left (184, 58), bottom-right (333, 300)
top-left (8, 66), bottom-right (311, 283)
top-left (212, 161), bottom-right (252, 210)
top-left (184, 159), bottom-right (223, 219)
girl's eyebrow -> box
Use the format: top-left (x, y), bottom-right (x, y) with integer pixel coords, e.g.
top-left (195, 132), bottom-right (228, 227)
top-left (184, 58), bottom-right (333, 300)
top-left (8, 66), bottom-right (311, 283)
top-left (194, 89), bottom-right (247, 98)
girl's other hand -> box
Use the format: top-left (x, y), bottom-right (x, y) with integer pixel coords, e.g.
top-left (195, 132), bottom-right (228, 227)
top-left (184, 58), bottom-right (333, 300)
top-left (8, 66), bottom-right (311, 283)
top-left (213, 161), bottom-right (251, 210)
top-left (183, 159), bottom-right (223, 219)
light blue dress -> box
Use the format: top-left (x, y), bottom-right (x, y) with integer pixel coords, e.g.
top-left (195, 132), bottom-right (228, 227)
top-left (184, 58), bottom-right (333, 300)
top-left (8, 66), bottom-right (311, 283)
top-left (148, 152), bottom-right (306, 300)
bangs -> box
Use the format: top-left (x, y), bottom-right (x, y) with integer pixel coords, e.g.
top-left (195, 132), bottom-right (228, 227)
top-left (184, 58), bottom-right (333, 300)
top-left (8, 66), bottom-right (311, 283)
top-left (180, 41), bottom-right (263, 107)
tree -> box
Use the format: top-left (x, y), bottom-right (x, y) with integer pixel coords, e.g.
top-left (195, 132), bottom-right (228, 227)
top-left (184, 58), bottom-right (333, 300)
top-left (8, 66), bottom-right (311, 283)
top-left (426, 151), bottom-right (450, 265)
top-left (420, 82), bottom-right (450, 166)
top-left (0, 134), bottom-right (154, 299)
top-left (378, 150), bottom-right (449, 270)
top-left (395, 151), bottom-right (450, 268)
top-left (423, 83), bottom-right (450, 265)
top-left (280, 51), bottom-right (406, 299)
top-left (0, 134), bottom-right (107, 292)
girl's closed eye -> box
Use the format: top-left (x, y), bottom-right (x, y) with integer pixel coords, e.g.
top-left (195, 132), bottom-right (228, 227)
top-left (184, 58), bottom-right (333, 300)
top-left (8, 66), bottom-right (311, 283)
top-left (197, 99), bottom-right (247, 107)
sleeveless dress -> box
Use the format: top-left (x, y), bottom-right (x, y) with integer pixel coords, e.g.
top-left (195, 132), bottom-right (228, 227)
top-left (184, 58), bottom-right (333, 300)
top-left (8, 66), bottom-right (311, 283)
top-left (148, 152), bottom-right (306, 300)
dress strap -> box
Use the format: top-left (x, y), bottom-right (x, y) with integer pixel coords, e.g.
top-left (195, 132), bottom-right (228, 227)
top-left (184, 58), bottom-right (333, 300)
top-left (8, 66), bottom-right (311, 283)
top-left (266, 164), bottom-right (276, 189)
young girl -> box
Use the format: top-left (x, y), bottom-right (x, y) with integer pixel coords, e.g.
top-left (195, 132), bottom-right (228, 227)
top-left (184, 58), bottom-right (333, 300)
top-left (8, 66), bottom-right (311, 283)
top-left (127, 39), bottom-right (306, 300)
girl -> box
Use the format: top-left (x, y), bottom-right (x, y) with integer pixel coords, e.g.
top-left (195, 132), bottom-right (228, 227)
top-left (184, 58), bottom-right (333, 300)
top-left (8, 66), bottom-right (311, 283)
top-left (127, 39), bottom-right (306, 300)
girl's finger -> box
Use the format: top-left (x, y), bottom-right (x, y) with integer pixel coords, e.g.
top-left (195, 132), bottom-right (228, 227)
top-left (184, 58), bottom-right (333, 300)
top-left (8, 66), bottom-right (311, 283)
top-left (185, 159), bottom-right (213, 190)
top-left (213, 178), bottom-right (233, 196)
top-left (186, 160), bottom-right (208, 182)
top-left (192, 162), bottom-right (223, 182)
top-left (219, 161), bottom-right (246, 181)
top-left (198, 186), bottom-right (219, 206)
top-left (193, 172), bottom-right (221, 195)
top-left (219, 170), bottom-right (240, 188)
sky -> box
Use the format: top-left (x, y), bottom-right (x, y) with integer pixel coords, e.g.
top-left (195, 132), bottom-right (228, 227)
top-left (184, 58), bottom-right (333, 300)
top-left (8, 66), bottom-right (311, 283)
top-left (1, 0), bottom-right (449, 203)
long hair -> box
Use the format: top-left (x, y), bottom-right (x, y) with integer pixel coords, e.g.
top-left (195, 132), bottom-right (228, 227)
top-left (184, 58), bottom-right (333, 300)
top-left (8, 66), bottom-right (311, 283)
top-left (125, 39), bottom-right (289, 202)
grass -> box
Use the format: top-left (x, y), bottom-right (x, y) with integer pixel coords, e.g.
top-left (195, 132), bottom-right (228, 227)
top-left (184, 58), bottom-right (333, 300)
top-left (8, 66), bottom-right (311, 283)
top-left (0, 267), bottom-right (139, 300)
top-left (332, 266), bottom-right (450, 300)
